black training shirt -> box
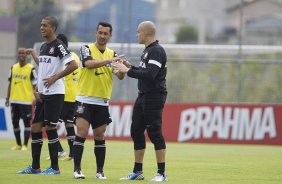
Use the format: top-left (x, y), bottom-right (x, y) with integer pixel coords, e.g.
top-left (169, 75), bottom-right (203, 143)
top-left (127, 40), bottom-right (167, 93)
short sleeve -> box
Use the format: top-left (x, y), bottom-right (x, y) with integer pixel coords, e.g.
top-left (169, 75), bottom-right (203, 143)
top-left (80, 45), bottom-right (92, 66)
top-left (8, 67), bottom-right (12, 81)
top-left (56, 42), bottom-right (73, 65)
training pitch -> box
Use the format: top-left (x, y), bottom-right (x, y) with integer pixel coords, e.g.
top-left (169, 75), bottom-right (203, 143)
top-left (0, 139), bottom-right (282, 184)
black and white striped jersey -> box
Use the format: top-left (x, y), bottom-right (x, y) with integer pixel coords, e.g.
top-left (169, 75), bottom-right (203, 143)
top-left (38, 38), bottom-right (74, 95)
top-left (127, 40), bottom-right (167, 94)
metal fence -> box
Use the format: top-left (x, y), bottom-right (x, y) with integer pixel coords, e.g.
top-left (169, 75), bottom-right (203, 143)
top-left (3, 43), bottom-right (280, 104)
top-left (110, 57), bottom-right (282, 104)
top-left (109, 44), bottom-right (282, 104)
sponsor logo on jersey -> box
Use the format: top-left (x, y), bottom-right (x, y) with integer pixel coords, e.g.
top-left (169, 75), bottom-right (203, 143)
top-left (95, 71), bottom-right (105, 76)
top-left (39, 57), bottom-right (51, 63)
top-left (58, 44), bottom-right (68, 56)
top-left (81, 45), bottom-right (91, 59)
top-left (139, 61), bottom-right (146, 68)
top-left (72, 71), bottom-right (78, 76)
top-left (14, 81), bottom-right (21, 85)
top-left (14, 74), bottom-right (27, 80)
top-left (49, 46), bottom-right (55, 54)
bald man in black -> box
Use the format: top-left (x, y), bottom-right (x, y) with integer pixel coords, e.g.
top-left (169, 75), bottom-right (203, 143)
top-left (113, 21), bottom-right (168, 182)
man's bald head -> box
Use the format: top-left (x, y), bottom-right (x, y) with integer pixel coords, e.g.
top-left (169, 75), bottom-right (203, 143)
top-left (137, 21), bottom-right (157, 46)
top-left (138, 21), bottom-right (156, 37)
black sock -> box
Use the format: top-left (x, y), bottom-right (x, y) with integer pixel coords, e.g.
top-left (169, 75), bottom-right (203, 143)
top-left (14, 128), bottom-right (21, 146)
top-left (23, 128), bottom-right (30, 146)
top-left (66, 127), bottom-right (75, 157)
top-left (58, 140), bottom-right (64, 152)
top-left (157, 162), bottom-right (165, 175)
top-left (31, 132), bottom-right (43, 169)
top-left (73, 136), bottom-right (85, 171)
top-left (94, 139), bottom-right (106, 173)
top-left (46, 129), bottom-right (59, 170)
top-left (133, 162), bottom-right (143, 173)
top-left (23, 120), bottom-right (31, 146)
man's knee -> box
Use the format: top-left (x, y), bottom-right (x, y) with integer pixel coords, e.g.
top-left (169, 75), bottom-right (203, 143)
top-left (12, 120), bottom-right (20, 129)
top-left (131, 130), bottom-right (146, 150)
top-left (93, 124), bottom-right (107, 140)
top-left (23, 119), bottom-right (31, 128)
top-left (76, 117), bottom-right (89, 137)
top-left (147, 125), bottom-right (166, 150)
top-left (31, 123), bottom-right (43, 132)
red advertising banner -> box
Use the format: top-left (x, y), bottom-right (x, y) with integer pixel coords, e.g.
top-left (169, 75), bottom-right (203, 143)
top-left (106, 102), bottom-right (282, 145)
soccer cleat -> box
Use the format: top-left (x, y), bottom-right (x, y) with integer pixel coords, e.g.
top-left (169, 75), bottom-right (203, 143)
top-left (17, 166), bottom-right (41, 174)
top-left (150, 173), bottom-right (168, 182)
top-left (21, 145), bottom-right (28, 151)
top-left (58, 151), bottom-right (67, 158)
top-left (11, 145), bottom-right (22, 150)
top-left (40, 167), bottom-right (60, 175)
top-left (74, 170), bottom-right (85, 179)
top-left (46, 151), bottom-right (67, 160)
top-left (120, 171), bottom-right (144, 180)
top-left (96, 172), bottom-right (107, 179)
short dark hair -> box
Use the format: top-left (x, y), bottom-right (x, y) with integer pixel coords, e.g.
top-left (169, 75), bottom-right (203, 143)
top-left (96, 22), bottom-right (113, 34)
top-left (57, 33), bottom-right (68, 47)
top-left (43, 16), bottom-right (58, 31)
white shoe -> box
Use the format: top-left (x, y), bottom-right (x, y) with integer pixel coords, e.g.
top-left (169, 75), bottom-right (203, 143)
top-left (58, 151), bottom-right (67, 158)
top-left (74, 170), bottom-right (85, 179)
top-left (151, 173), bottom-right (168, 182)
top-left (46, 151), bottom-right (67, 160)
top-left (96, 172), bottom-right (107, 179)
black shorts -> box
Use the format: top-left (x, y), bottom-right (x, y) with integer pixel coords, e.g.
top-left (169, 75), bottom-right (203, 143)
top-left (33, 94), bottom-right (64, 127)
top-left (131, 93), bottom-right (167, 132)
top-left (10, 103), bottom-right (32, 121)
top-left (59, 101), bottom-right (76, 124)
top-left (75, 101), bottom-right (112, 129)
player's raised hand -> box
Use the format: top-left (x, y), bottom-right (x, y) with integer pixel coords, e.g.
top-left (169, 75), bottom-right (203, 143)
top-left (25, 48), bottom-right (34, 55)
top-left (112, 54), bottom-right (125, 63)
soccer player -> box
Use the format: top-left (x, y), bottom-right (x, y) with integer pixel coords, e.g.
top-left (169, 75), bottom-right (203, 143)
top-left (17, 16), bottom-right (78, 175)
top-left (5, 48), bottom-right (37, 151)
top-left (27, 34), bottom-right (80, 161)
top-left (73, 22), bottom-right (125, 179)
top-left (112, 21), bottom-right (168, 182)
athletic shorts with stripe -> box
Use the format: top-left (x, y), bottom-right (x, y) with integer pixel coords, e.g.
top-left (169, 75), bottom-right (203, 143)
top-left (32, 94), bottom-right (64, 127)
top-left (74, 101), bottom-right (112, 129)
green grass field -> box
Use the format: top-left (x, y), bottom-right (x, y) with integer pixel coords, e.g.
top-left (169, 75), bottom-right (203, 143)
top-left (0, 139), bottom-right (282, 184)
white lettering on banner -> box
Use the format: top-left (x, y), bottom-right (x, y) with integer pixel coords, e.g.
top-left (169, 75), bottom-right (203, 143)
top-left (178, 106), bottom-right (277, 142)
top-left (106, 105), bottom-right (133, 137)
